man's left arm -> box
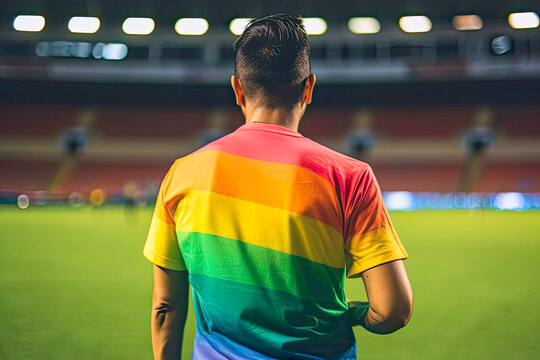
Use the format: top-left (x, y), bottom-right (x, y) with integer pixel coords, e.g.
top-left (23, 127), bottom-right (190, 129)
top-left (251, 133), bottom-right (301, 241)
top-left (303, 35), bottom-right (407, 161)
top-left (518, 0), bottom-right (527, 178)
top-left (151, 265), bottom-right (189, 360)
top-left (343, 165), bottom-right (411, 331)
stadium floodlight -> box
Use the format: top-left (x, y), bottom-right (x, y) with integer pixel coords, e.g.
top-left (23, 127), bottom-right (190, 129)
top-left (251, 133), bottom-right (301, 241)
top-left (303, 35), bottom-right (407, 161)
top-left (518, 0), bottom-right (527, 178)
top-left (399, 15), bottom-right (432, 33)
top-left (101, 43), bottom-right (129, 60)
top-left (230, 18), bottom-right (252, 35)
top-left (348, 17), bottom-right (381, 34)
top-left (16, 194), bottom-right (30, 210)
top-left (494, 192), bottom-right (526, 210)
top-left (491, 35), bottom-right (512, 55)
top-left (89, 188), bottom-right (106, 206)
top-left (13, 15), bottom-right (45, 32)
top-left (175, 18), bottom-right (209, 35)
top-left (68, 16), bottom-right (100, 34)
top-left (384, 191), bottom-right (415, 211)
top-left (452, 15), bottom-right (483, 31)
top-left (508, 12), bottom-right (539, 29)
top-left (122, 17), bottom-right (155, 35)
top-left (302, 17), bottom-right (327, 35)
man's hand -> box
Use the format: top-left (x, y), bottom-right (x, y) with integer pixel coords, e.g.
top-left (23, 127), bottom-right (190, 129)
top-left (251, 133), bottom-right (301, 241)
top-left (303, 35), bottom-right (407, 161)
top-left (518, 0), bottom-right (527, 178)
top-left (350, 260), bottom-right (413, 334)
top-left (151, 265), bottom-right (189, 360)
top-left (347, 301), bottom-right (370, 327)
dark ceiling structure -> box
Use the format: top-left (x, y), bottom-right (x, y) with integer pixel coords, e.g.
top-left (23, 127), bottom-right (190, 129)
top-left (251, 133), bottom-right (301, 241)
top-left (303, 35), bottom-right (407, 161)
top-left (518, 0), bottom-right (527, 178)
top-left (1, 1), bottom-right (539, 107)
top-left (1, 0), bottom-right (538, 31)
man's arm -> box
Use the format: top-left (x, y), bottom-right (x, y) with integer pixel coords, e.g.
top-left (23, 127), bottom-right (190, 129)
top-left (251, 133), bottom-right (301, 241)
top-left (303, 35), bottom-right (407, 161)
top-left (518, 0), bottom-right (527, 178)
top-left (151, 265), bottom-right (189, 360)
top-left (350, 260), bottom-right (413, 334)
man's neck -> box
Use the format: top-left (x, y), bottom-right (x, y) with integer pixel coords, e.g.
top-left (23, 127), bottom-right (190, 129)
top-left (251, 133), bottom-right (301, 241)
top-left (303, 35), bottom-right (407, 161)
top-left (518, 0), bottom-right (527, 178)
top-left (244, 106), bottom-right (301, 132)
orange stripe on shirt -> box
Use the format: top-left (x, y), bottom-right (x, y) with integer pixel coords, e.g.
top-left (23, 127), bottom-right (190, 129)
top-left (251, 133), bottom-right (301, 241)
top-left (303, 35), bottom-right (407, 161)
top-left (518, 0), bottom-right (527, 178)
top-left (163, 150), bottom-right (344, 234)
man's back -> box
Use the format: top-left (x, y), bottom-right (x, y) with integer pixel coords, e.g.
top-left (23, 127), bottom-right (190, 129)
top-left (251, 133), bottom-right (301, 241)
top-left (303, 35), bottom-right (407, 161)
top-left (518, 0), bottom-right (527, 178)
top-left (144, 122), bottom-right (407, 359)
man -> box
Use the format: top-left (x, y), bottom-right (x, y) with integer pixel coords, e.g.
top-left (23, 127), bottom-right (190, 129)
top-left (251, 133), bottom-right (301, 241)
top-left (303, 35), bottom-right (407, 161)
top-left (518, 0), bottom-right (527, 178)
top-left (144, 14), bottom-right (413, 360)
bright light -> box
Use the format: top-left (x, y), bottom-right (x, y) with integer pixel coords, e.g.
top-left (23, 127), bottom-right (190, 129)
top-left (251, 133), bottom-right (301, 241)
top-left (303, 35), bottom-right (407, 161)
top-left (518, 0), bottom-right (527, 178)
top-left (89, 189), bottom-right (106, 206)
top-left (494, 192), bottom-right (526, 210)
top-left (384, 192), bottom-right (415, 211)
top-left (68, 192), bottom-right (84, 207)
top-left (122, 17), bottom-right (155, 35)
top-left (93, 43), bottom-right (128, 60)
top-left (491, 36), bottom-right (512, 55)
top-left (399, 15), bottom-right (432, 33)
top-left (452, 15), bottom-right (483, 31)
top-left (302, 17), bottom-right (327, 35)
top-left (508, 12), bottom-right (539, 29)
top-left (100, 43), bottom-right (128, 60)
top-left (68, 16), bottom-right (100, 33)
top-left (16, 194), bottom-right (30, 210)
top-left (13, 15), bottom-right (45, 32)
top-left (175, 18), bottom-right (209, 35)
top-left (348, 17), bottom-right (381, 34)
top-left (230, 18), bottom-right (252, 35)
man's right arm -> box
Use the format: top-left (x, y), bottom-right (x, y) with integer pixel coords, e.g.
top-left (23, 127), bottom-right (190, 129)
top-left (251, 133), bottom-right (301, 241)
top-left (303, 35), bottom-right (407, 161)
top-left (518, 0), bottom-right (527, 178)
top-left (151, 265), bottom-right (189, 359)
top-left (350, 259), bottom-right (413, 334)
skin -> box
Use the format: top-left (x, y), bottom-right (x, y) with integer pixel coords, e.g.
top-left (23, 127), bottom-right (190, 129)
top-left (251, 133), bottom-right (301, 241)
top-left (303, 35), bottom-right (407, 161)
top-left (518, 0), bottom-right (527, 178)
top-left (230, 74), bottom-right (316, 131)
top-left (351, 260), bottom-right (413, 334)
top-left (151, 265), bottom-right (189, 360)
top-left (150, 75), bottom-right (413, 358)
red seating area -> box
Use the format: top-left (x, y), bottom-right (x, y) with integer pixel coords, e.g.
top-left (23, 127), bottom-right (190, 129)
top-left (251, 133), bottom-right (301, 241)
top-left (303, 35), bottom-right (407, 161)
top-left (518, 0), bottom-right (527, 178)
top-left (372, 162), bottom-right (463, 192)
top-left (299, 109), bottom-right (353, 139)
top-left (1, 104), bottom-right (538, 194)
top-left (372, 162), bottom-right (540, 193)
top-left (479, 162), bottom-right (540, 193)
top-left (493, 107), bottom-right (540, 137)
top-left (93, 108), bottom-right (211, 139)
top-left (60, 160), bottom-right (171, 194)
top-left (225, 108), bottom-right (245, 129)
top-left (0, 105), bottom-right (79, 137)
top-left (0, 159), bottom-right (57, 191)
top-left (373, 107), bottom-right (472, 139)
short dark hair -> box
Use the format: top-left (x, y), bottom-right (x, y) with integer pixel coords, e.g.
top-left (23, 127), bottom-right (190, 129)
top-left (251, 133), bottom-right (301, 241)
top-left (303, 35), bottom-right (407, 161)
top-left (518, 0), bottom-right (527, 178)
top-left (233, 14), bottom-right (311, 109)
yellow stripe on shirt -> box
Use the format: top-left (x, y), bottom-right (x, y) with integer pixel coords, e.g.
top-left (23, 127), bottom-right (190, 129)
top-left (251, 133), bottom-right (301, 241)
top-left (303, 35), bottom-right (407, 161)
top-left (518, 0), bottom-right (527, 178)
top-left (144, 215), bottom-right (187, 271)
top-left (174, 189), bottom-right (345, 269)
top-left (164, 150), bottom-right (343, 233)
top-left (345, 227), bottom-right (407, 278)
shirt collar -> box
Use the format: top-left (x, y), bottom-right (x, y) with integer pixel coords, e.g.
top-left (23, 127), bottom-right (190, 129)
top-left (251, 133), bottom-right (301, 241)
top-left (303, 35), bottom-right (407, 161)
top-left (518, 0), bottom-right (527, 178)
top-left (235, 122), bottom-right (304, 138)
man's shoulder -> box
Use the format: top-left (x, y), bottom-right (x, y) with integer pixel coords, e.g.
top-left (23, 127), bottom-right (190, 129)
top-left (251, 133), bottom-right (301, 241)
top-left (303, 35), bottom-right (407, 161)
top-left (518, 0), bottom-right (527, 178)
top-left (300, 136), bottom-right (372, 177)
top-left (168, 130), bottom-right (372, 183)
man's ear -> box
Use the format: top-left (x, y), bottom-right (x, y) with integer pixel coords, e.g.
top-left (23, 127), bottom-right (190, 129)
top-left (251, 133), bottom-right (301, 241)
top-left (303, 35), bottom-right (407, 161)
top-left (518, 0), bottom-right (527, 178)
top-left (231, 75), bottom-right (245, 107)
top-left (302, 73), bottom-right (316, 105)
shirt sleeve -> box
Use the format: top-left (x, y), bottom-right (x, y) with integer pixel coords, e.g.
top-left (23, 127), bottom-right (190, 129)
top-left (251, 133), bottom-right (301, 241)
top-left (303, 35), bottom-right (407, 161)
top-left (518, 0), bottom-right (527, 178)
top-left (143, 161), bottom-right (187, 271)
top-left (343, 165), bottom-right (407, 278)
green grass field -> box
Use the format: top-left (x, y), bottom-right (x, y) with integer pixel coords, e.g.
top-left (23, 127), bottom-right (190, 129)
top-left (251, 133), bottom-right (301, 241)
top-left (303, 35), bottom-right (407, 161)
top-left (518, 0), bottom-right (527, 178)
top-left (1, 206), bottom-right (539, 359)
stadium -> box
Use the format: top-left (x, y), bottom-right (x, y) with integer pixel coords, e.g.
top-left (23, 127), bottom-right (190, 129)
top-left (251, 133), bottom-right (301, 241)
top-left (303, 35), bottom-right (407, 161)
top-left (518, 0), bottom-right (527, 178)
top-left (0, 0), bottom-right (539, 359)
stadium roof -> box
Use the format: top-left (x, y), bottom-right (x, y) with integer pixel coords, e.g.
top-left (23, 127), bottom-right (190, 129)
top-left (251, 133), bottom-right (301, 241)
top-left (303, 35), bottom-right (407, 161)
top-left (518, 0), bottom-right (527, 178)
top-left (1, 1), bottom-right (539, 106)
top-left (1, 0), bottom-right (538, 31)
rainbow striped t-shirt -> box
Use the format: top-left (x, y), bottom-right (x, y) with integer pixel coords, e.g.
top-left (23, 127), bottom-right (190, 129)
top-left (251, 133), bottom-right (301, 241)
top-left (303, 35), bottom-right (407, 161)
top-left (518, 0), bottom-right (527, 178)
top-left (144, 122), bottom-right (407, 359)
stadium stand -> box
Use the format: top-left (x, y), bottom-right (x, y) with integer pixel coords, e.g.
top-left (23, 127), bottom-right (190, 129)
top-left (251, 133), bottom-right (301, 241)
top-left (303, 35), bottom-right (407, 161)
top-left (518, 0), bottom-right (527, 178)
top-left (493, 106), bottom-right (540, 137)
top-left (0, 104), bottom-right (538, 195)
top-left (479, 162), bottom-right (540, 193)
top-left (93, 108), bottom-right (211, 139)
top-left (372, 107), bottom-right (472, 139)
top-left (300, 109), bottom-right (353, 139)
top-left (371, 162), bottom-right (464, 192)
top-left (0, 159), bottom-right (57, 191)
top-left (60, 160), bottom-right (170, 194)
top-left (0, 105), bottom-right (79, 137)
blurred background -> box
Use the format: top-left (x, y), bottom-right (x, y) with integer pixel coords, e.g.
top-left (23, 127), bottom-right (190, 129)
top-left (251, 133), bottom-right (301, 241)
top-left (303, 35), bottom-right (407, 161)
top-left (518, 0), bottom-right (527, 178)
top-left (0, 1), bottom-right (539, 359)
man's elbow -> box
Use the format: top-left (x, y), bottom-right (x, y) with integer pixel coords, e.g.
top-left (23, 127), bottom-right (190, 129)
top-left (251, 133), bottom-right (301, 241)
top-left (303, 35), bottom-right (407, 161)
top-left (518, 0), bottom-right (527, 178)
top-left (152, 293), bottom-right (177, 326)
top-left (369, 296), bottom-right (413, 334)
top-left (381, 299), bottom-right (413, 334)
top-left (385, 304), bottom-right (413, 333)
top-left (153, 299), bottom-right (175, 313)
